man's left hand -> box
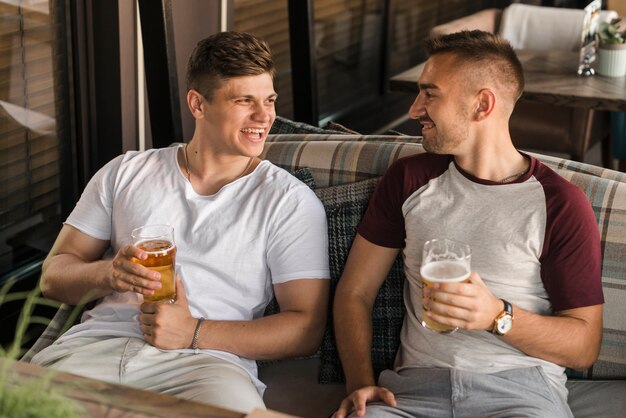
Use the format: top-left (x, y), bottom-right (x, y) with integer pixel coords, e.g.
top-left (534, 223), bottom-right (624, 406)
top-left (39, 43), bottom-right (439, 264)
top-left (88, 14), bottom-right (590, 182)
top-left (140, 277), bottom-right (196, 349)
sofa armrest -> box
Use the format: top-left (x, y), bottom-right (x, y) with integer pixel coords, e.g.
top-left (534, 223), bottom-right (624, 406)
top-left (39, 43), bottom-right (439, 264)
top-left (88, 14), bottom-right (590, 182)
top-left (430, 8), bottom-right (502, 37)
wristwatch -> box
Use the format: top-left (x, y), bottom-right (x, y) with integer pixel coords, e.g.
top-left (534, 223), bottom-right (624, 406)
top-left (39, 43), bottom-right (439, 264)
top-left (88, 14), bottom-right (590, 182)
top-left (492, 299), bottom-right (514, 335)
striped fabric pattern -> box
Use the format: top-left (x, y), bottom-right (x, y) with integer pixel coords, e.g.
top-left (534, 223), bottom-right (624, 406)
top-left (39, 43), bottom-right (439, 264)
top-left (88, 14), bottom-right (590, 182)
top-left (22, 134), bottom-right (626, 382)
top-left (261, 140), bottom-right (425, 188)
top-left (21, 303), bottom-right (74, 363)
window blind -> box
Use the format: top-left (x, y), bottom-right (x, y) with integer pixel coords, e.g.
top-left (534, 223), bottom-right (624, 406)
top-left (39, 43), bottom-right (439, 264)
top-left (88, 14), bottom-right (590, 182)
top-left (0, 1), bottom-right (61, 275)
top-left (234, 0), bottom-right (294, 119)
top-left (232, 0), bottom-right (497, 125)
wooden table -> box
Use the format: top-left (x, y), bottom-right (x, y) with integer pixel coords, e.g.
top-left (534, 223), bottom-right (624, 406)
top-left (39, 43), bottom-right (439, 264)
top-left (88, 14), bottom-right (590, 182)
top-left (3, 358), bottom-right (297, 418)
top-left (389, 49), bottom-right (626, 112)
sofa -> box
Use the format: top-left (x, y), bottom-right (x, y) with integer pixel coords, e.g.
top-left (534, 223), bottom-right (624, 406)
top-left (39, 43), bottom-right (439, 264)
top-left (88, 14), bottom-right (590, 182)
top-left (22, 118), bottom-right (626, 417)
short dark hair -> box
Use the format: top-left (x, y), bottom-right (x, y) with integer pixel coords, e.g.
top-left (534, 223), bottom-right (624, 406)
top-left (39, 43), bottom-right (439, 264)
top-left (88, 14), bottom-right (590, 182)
top-left (186, 31), bottom-right (275, 100)
top-left (424, 30), bottom-right (524, 100)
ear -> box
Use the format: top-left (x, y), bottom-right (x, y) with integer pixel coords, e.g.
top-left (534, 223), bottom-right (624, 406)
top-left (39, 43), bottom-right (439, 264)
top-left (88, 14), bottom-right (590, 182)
top-left (187, 90), bottom-right (204, 118)
top-left (474, 89), bottom-right (496, 121)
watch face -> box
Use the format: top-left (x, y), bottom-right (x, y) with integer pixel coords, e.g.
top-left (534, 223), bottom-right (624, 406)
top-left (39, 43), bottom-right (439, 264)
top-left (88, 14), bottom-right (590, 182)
top-left (497, 315), bottom-right (513, 334)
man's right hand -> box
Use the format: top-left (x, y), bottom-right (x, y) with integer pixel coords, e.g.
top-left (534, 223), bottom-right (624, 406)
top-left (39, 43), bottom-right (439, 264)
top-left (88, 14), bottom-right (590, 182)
top-left (333, 386), bottom-right (397, 418)
top-left (105, 245), bottom-right (162, 296)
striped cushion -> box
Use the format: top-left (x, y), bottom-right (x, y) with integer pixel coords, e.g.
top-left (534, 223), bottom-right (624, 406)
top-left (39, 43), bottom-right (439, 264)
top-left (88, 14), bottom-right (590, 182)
top-left (553, 171), bottom-right (626, 379)
top-left (261, 140), bottom-right (425, 188)
top-left (529, 151), bottom-right (626, 184)
top-left (313, 177), bottom-right (406, 384)
top-left (269, 116), bottom-right (349, 135)
top-left (20, 303), bottom-right (77, 362)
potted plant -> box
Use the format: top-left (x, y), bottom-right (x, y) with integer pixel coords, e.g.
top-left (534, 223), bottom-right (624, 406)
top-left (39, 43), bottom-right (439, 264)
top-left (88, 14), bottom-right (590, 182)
top-left (596, 19), bottom-right (626, 77)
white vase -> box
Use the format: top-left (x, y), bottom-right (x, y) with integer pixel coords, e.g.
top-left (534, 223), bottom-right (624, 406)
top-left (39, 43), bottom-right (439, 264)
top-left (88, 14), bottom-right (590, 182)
top-left (596, 43), bottom-right (626, 77)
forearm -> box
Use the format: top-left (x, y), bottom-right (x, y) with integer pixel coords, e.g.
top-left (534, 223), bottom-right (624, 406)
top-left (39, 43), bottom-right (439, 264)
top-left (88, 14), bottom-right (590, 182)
top-left (194, 309), bottom-right (325, 360)
top-left (41, 254), bottom-right (112, 305)
top-left (502, 304), bottom-right (602, 370)
top-left (334, 294), bottom-right (377, 392)
top-left (332, 234), bottom-right (399, 392)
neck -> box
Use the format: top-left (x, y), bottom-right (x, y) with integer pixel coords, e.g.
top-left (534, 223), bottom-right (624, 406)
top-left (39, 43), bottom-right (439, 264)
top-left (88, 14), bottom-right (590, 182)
top-left (179, 141), bottom-right (257, 195)
top-left (454, 131), bottom-right (528, 183)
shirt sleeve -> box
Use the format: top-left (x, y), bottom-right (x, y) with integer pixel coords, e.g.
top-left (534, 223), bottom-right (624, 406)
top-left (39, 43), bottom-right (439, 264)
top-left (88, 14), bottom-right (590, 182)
top-left (65, 154), bottom-right (126, 241)
top-left (358, 153), bottom-right (450, 249)
top-left (357, 159), bottom-right (408, 248)
top-left (267, 184), bottom-right (330, 283)
top-left (539, 167), bottom-right (604, 311)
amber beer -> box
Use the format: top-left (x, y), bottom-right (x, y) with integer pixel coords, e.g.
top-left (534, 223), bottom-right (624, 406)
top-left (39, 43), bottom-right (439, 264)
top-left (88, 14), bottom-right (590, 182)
top-left (420, 260), bottom-right (470, 333)
top-left (420, 239), bottom-right (471, 334)
top-left (131, 225), bottom-right (177, 303)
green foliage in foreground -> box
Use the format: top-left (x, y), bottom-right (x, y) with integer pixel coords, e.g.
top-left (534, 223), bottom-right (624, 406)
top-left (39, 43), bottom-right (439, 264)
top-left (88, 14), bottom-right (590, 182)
top-left (0, 278), bottom-right (86, 418)
top-left (0, 371), bottom-right (84, 418)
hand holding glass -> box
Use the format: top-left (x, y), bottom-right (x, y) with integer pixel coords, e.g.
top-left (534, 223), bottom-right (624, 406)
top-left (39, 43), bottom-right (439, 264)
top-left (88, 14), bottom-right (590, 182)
top-left (131, 224), bottom-right (177, 303)
top-left (420, 239), bottom-right (471, 334)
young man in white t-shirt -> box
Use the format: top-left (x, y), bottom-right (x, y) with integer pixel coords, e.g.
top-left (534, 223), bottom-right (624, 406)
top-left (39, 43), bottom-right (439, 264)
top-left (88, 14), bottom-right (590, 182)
top-left (32, 31), bottom-right (330, 414)
top-left (333, 30), bottom-right (602, 418)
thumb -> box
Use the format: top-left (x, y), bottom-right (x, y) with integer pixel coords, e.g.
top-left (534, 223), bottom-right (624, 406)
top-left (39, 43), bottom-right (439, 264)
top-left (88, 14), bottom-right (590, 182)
top-left (173, 276), bottom-right (188, 305)
top-left (468, 271), bottom-right (484, 286)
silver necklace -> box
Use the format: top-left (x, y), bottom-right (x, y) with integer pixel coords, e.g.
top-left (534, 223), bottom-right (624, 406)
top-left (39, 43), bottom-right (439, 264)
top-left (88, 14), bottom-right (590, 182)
top-left (498, 167), bottom-right (529, 183)
top-left (183, 143), bottom-right (253, 183)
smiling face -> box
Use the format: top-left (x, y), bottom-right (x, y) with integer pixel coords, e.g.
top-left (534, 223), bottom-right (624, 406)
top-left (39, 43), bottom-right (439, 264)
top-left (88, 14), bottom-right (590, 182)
top-left (408, 53), bottom-right (473, 155)
top-left (194, 73), bottom-right (277, 158)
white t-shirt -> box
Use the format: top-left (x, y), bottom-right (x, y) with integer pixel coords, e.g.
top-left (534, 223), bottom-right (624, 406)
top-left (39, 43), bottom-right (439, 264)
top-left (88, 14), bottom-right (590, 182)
top-left (59, 145), bottom-right (330, 393)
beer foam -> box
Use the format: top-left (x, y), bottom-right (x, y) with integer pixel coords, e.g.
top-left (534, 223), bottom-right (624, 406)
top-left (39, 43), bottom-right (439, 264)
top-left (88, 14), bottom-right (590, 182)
top-left (420, 260), bottom-right (470, 282)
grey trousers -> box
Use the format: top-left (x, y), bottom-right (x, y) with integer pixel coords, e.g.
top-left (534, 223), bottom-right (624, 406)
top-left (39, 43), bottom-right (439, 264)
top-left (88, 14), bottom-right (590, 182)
top-left (353, 367), bottom-right (573, 418)
top-left (30, 336), bottom-right (265, 414)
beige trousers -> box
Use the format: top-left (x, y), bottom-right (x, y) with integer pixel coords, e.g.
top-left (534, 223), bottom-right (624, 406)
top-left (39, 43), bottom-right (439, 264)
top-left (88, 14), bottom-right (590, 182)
top-left (30, 336), bottom-right (265, 414)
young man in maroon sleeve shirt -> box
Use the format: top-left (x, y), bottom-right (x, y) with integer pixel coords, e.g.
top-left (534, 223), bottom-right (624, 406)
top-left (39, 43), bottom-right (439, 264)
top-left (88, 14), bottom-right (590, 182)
top-left (333, 30), bottom-right (603, 418)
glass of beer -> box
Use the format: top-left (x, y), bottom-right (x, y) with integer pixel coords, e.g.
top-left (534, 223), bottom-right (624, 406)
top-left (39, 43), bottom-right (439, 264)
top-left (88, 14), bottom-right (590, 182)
top-left (420, 238), bottom-right (471, 334)
top-left (131, 224), bottom-right (177, 303)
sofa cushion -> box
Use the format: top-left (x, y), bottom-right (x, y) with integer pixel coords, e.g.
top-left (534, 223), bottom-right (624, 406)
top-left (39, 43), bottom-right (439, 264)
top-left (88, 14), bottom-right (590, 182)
top-left (270, 115), bottom-right (350, 135)
top-left (550, 168), bottom-right (626, 379)
top-left (532, 152), bottom-right (626, 183)
top-left (261, 138), bottom-right (425, 188)
top-left (292, 166), bottom-right (316, 190)
top-left (313, 177), bottom-right (405, 383)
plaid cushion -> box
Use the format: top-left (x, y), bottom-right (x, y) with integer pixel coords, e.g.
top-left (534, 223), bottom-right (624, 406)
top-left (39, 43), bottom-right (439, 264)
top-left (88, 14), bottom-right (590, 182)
top-left (531, 152), bottom-right (626, 184)
top-left (267, 134), bottom-right (422, 144)
top-left (269, 116), bottom-right (349, 135)
top-left (20, 304), bottom-right (76, 362)
top-left (292, 166), bottom-right (316, 190)
top-left (313, 177), bottom-right (406, 384)
top-left (261, 139), bottom-right (425, 188)
top-left (550, 169), bottom-right (626, 379)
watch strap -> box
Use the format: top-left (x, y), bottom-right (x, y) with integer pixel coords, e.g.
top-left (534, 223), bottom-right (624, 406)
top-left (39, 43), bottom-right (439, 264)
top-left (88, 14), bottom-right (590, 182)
top-left (491, 299), bottom-right (513, 335)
